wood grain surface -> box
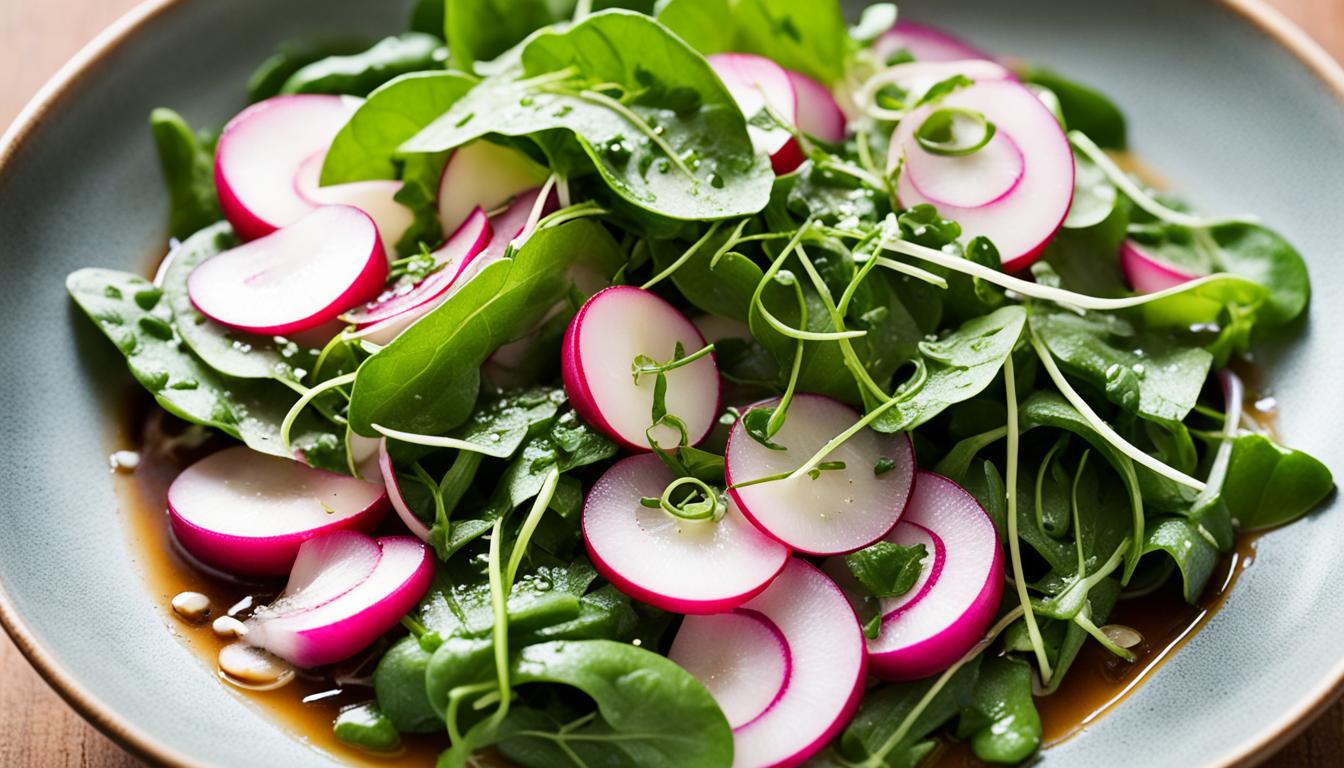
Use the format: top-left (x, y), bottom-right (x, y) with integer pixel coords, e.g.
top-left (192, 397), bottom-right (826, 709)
top-left (0, 0), bottom-right (1340, 765)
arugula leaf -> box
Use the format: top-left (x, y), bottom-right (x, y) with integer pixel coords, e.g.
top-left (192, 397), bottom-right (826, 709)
top-left (66, 269), bottom-right (340, 462)
top-left (348, 219), bottom-right (623, 435)
top-left (404, 10), bottom-right (774, 222)
top-left (732, 0), bottom-right (847, 85)
top-left (1222, 432), bottom-right (1333, 530)
top-left (321, 71), bottom-right (477, 185)
top-left (956, 655), bottom-right (1041, 764)
top-left (1028, 307), bottom-right (1212, 426)
top-left (871, 305), bottom-right (1026, 433)
top-left (149, 109), bottom-right (221, 240)
top-left (1019, 67), bottom-right (1126, 149)
top-left (846, 541), bottom-right (927, 599)
top-left (279, 33), bottom-right (445, 96)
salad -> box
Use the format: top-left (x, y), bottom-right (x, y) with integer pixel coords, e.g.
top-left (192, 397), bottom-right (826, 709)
top-left (67, 0), bottom-right (1335, 766)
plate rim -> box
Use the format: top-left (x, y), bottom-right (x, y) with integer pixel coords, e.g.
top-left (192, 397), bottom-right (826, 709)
top-left (0, 0), bottom-right (1340, 765)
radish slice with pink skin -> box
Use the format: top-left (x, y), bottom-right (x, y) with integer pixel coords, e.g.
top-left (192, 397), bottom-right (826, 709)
top-left (167, 446), bottom-right (389, 576)
top-left (583, 455), bottom-right (788, 614)
top-left (874, 19), bottom-right (993, 63)
top-left (188, 205), bottom-right (387, 335)
top-left (342, 207), bottom-right (492, 327)
top-left (1120, 238), bottom-right (1198, 294)
top-left (294, 152), bottom-right (413, 254)
top-left (438, 139), bottom-right (550, 236)
top-left (786, 71), bottom-right (845, 143)
top-left (708, 53), bottom-right (802, 174)
top-left (890, 80), bottom-right (1074, 272)
top-left (245, 535), bottom-right (433, 668)
top-left (261, 530), bottom-right (382, 616)
top-left (724, 394), bottom-right (915, 556)
top-left (671, 560), bottom-right (866, 768)
top-left (214, 94), bottom-right (360, 241)
top-left (377, 438), bottom-right (431, 542)
top-left (831, 471), bottom-right (1004, 681)
top-left (562, 286), bottom-right (720, 452)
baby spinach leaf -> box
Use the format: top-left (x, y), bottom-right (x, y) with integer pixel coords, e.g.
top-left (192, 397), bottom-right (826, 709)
top-left (333, 702), bottom-right (401, 753)
top-left (846, 541), bottom-right (927, 599)
top-left (1019, 67), bottom-right (1126, 149)
top-left (647, 231), bottom-right (764, 324)
top-left (279, 33), bottom-right (446, 97)
top-left (410, 0), bottom-right (446, 38)
top-left (449, 387), bottom-right (567, 457)
top-left (404, 11), bottom-right (774, 221)
top-left (655, 0), bottom-right (734, 55)
top-left (956, 655), bottom-right (1041, 764)
top-left (489, 640), bottom-right (733, 768)
top-left (1222, 432), bottom-right (1333, 530)
top-left (445, 0), bottom-right (570, 71)
top-left (732, 0), bottom-right (847, 85)
top-left (159, 223), bottom-right (319, 382)
top-left (1028, 308), bottom-right (1212, 426)
top-left (66, 269), bottom-right (339, 461)
top-left (348, 219), bottom-right (623, 436)
top-left (1142, 516), bottom-right (1217, 603)
top-left (373, 636), bottom-right (441, 734)
top-left (871, 305), bottom-right (1026, 433)
top-left (247, 37), bottom-right (370, 101)
top-left (836, 656), bottom-right (983, 768)
top-left (321, 71), bottom-right (477, 185)
top-left (149, 109), bottom-right (221, 240)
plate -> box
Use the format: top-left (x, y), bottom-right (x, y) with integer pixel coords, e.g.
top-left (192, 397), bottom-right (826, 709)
top-left (0, 0), bottom-right (1339, 765)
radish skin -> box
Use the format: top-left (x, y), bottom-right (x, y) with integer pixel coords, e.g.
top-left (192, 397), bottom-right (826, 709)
top-left (724, 394), bottom-right (915, 556)
top-left (378, 438), bottom-right (431, 542)
top-left (245, 535), bottom-right (433, 668)
top-left (1120, 238), bottom-right (1198, 294)
top-left (214, 94), bottom-right (360, 240)
top-left (167, 446), bottom-right (388, 576)
top-left (583, 455), bottom-right (788, 614)
top-left (786, 71), bottom-right (845, 143)
top-left (671, 560), bottom-right (866, 768)
top-left (188, 205), bottom-right (388, 335)
top-left (709, 53), bottom-right (803, 174)
top-left (874, 20), bottom-right (993, 63)
top-left (562, 286), bottom-right (721, 452)
top-left (293, 152), bottom-right (413, 255)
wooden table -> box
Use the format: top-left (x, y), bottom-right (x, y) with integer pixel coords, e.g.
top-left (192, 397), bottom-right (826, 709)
top-left (1, 0), bottom-right (1341, 765)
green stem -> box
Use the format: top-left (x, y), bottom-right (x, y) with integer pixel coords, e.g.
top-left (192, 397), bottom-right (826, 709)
top-left (1004, 355), bottom-right (1054, 683)
top-left (505, 468), bottom-right (561, 587)
top-left (794, 243), bottom-right (889, 402)
top-left (486, 516), bottom-right (511, 724)
top-left (372, 423), bottom-right (520, 458)
top-left (642, 221), bottom-right (723, 290)
top-left (632, 343), bottom-right (716, 383)
top-left (280, 373), bottom-right (356, 450)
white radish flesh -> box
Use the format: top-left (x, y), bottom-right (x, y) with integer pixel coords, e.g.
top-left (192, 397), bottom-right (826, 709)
top-left (261, 530), bottom-right (382, 616)
top-left (1121, 238), bottom-right (1198, 294)
top-left (724, 394), bottom-right (915, 555)
top-left (890, 80), bottom-right (1074, 271)
top-left (378, 438), bottom-right (431, 542)
top-left (562, 286), bottom-right (720, 451)
top-left (214, 94), bottom-right (360, 240)
top-left (293, 152), bottom-right (413, 255)
top-left (870, 59), bottom-right (1012, 105)
top-left (582, 455), bottom-right (788, 614)
top-left (167, 446), bottom-right (388, 576)
top-left (438, 140), bottom-right (550, 236)
top-left (853, 471), bottom-right (1003, 681)
top-left (188, 205), bottom-right (387, 335)
top-left (245, 535), bottom-right (433, 668)
top-left (786, 71), bottom-right (845, 143)
top-left (874, 19), bottom-right (993, 63)
top-left (671, 559), bottom-right (866, 768)
top-left (709, 53), bottom-right (802, 174)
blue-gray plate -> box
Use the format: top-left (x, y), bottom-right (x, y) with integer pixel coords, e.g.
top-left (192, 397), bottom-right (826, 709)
top-left (0, 0), bottom-right (1339, 765)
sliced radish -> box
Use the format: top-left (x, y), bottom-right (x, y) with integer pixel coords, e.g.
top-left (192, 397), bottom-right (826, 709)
top-left (294, 152), bottom-right (413, 254)
top-left (167, 446), bottom-right (389, 576)
top-left (188, 205), bottom-right (387, 335)
top-left (378, 438), bottom-right (431, 542)
top-left (724, 394), bottom-right (915, 556)
top-left (709, 53), bottom-right (802, 174)
top-left (261, 530), bottom-right (382, 616)
top-left (874, 19), bottom-right (993, 64)
top-left (890, 80), bottom-right (1074, 271)
top-left (872, 59), bottom-right (1013, 106)
top-left (343, 207), bottom-right (492, 327)
top-left (831, 471), bottom-right (1003, 681)
top-left (786, 71), bottom-right (845, 143)
top-left (582, 455), bottom-right (788, 614)
top-left (562, 286), bottom-right (720, 452)
top-left (245, 535), bottom-right (433, 668)
top-left (670, 559), bottom-right (866, 768)
top-left (1121, 238), bottom-right (1198, 294)
top-left (214, 94), bottom-right (360, 240)
top-left (438, 140), bottom-right (550, 236)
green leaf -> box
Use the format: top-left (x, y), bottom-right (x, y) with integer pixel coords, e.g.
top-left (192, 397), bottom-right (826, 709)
top-left (957, 656), bottom-right (1041, 764)
top-left (655, 0), bottom-right (734, 55)
top-left (66, 268), bottom-right (339, 461)
top-left (1222, 432), bottom-right (1333, 530)
top-left (333, 702), bottom-right (401, 753)
top-left (732, 0), bottom-right (847, 85)
top-left (446, 0), bottom-right (571, 71)
top-left (279, 33), bottom-right (445, 97)
top-left (149, 109), bottom-right (221, 240)
top-left (348, 219), bottom-right (623, 435)
top-left (837, 657), bottom-right (983, 768)
top-left (872, 305), bottom-right (1026, 433)
top-left (321, 71), bottom-right (477, 185)
top-left (246, 37), bottom-right (370, 102)
top-left (404, 10), bottom-right (774, 222)
top-left (846, 541), bottom-right (927, 599)
top-left (1142, 516), bottom-right (1217, 603)
top-left (373, 636), bottom-right (441, 734)
top-left (1019, 67), bottom-right (1126, 149)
